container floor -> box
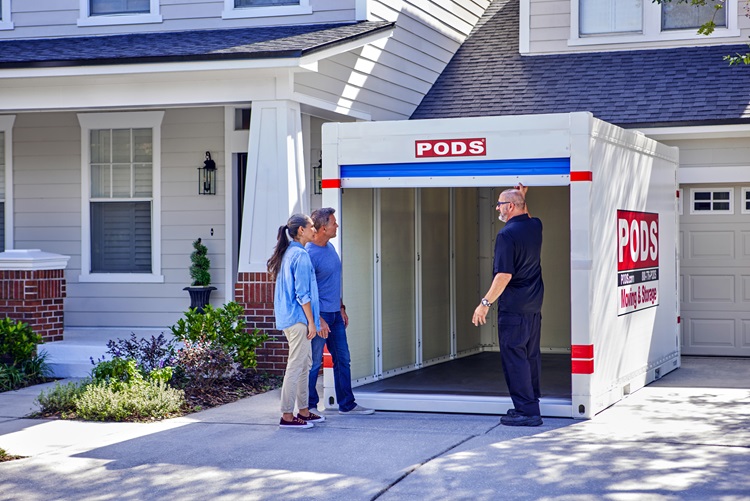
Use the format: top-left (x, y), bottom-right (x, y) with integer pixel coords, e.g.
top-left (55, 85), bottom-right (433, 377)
top-left (356, 352), bottom-right (571, 398)
top-left (350, 352), bottom-right (573, 417)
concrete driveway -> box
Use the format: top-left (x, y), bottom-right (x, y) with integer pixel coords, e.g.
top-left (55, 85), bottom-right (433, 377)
top-left (1, 356), bottom-right (748, 500)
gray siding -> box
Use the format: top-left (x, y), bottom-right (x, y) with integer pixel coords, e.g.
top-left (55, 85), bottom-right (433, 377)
top-left (1, 0), bottom-right (356, 39)
top-left (12, 108), bottom-right (228, 329)
top-left (527, 0), bottom-right (750, 55)
top-left (296, 0), bottom-right (490, 120)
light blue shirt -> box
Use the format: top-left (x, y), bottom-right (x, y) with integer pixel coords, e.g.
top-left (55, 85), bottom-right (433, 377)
top-left (274, 242), bottom-right (321, 331)
top-left (305, 241), bottom-right (342, 313)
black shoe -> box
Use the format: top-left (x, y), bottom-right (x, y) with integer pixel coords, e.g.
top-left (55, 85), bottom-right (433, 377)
top-left (500, 413), bottom-right (543, 427)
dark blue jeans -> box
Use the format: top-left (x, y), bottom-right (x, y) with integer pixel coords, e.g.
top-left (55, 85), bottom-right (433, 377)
top-left (308, 311), bottom-right (356, 412)
top-left (498, 312), bottom-right (542, 416)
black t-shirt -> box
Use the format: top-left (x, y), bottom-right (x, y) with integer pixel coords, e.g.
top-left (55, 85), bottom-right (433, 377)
top-left (492, 214), bottom-right (544, 313)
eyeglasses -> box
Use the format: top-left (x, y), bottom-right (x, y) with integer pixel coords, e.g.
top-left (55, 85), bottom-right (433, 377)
top-left (495, 201), bottom-right (512, 208)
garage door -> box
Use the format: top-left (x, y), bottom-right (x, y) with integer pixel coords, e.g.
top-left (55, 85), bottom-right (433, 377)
top-left (680, 184), bottom-right (750, 356)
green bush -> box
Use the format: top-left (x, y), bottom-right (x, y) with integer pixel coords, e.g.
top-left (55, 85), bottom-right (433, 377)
top-left (189, 238), bottom-right (211, 286)
top-left (170, 302), bottom-right (267, 369)
top-left (0, 352), bottom-right (51, 393)
top-left (0, 364), bottom-right (24, 392)
top-left (91, 357), bottom-right (141, 390)
top-left (74, 380), bottom-right (184, 421)
top-left (0, 318), bottom-right (42, 365)
top-left (35, 380), bottom-right (89, 417)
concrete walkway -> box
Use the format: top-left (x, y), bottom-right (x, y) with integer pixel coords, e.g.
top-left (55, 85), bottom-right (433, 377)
top-left (1, 356), bottom-right (748, 500)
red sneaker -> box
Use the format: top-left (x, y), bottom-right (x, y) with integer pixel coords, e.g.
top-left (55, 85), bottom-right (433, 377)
top-left (279, 416), bottom-right (313, 429)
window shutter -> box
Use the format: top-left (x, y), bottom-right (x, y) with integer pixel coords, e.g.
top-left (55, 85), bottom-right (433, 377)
top-left (91, 201), bottom-right (151, 273)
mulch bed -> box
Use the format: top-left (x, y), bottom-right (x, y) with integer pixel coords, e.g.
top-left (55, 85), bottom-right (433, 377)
top-left (181, 370), bottom-right (282, 411)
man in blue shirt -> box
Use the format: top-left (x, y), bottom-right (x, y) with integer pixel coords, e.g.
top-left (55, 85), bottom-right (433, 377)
top-left (472, 184), bottom-right (544, 427)
top-left (306, 207), bottom-right (374, 415)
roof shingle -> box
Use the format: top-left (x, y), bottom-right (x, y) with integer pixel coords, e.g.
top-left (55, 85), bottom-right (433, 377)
top-left (411, 0), bottom-right (750, 127)
top-left (0, 21), bottom-right (393, 68)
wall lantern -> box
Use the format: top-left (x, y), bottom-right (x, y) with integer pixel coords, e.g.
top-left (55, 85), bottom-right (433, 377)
top-left (199, 151), bottom-right (217, 195)
top-left (313, 153), bottom-right (322, 195)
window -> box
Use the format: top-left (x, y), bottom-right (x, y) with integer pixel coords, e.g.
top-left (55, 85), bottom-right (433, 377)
top-left (662, 0), bottom-right (726, 30)
top-left (572, 0), bottom-right (739, 45)
top-left (689, 188), bottom-right (733, 214)
top-left (579, 0), bottom-right (642, 36)
top-left (0, 0), bottom-right (13, 30)
top-left (0, 115), bottom-right (14, 252)
top-left (742, 188), bottom-right (750, 214)
top-left (235, 0), bottom-right (299, 6)
top-left (78, 112), bottom-right (164, 283)
top-left (78, 0), bottom-right (161, 26)
top-left (222, 0), bottom-right (311, 19)
top-left (90, 0), bottom-right (149, 15)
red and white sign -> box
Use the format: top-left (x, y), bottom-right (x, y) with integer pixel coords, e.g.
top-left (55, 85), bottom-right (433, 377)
top-left (617, 210), bottom-right (659, 316)
top-left (415, 138), bottom-right (486, 158)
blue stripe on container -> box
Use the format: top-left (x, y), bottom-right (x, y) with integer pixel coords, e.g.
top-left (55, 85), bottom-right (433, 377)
top-left (340, 158), bottom-right (570, 178)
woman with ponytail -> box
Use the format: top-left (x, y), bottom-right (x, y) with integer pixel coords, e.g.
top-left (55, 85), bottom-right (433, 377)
top-left (268, 213), bottom-right (327, 429)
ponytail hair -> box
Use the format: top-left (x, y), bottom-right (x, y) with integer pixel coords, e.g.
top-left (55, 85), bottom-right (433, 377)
top-left (267, 213), bottom-right (311, 280)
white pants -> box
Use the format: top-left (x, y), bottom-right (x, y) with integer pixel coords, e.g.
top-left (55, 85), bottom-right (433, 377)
top-left (280, 322), bottom-right (312, 414)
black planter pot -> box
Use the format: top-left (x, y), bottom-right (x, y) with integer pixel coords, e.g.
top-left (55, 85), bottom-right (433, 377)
top-left (183, 286), bottom-right (217, 313)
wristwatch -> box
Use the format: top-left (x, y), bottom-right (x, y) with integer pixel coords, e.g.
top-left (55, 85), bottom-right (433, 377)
top-left (481, 298), bottom-right (492, 307)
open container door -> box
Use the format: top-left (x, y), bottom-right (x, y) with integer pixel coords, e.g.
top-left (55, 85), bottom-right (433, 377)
top-left (322, 112), bottom-right (679, 419)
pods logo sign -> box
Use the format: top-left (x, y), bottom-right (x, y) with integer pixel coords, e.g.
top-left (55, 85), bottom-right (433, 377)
top-left (616, 210), bottom-right (659, 316)
top-left (415, 138), bottom-right (486, 158)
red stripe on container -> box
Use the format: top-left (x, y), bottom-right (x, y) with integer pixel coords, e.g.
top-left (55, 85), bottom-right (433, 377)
top-left (321, 179), bottom-right (341, 189)
top-left (571, 344), bottom-right (594, 359)
top-left (572, 359), bottom-right (594, 374)
top-left (570, 171), bottom-right (593, 182)
top-left (323, 346), bottom-right (333, 369)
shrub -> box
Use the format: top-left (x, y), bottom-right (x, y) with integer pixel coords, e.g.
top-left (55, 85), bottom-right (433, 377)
top-left (170, 302), bottom-right (267, 369)
top-left (0, 364), bottom-right (24, 392)
top-left (91, 357), bottom-right (141, 390)
top-left (0, 352), bottom-right (51, 392)
top-left (0, 318), bottom-right (42, 365)
top-left (35, 380), bottom-right (89, 417)
top-left (94, 332), bottom-right (177, 374)
top-left (174, 337), bottom-right (234, 390)
top-left (74, 380), bottom-right (184, 421)
top-left (189, 237), bottom-right (211, 286)
top-left (19, 351), bottom-right (51, 383)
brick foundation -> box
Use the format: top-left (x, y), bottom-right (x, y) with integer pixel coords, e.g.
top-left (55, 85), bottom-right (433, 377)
top-left (0, 269), bottom-right (66, 342)
top-left (235, 271), bottom-right (287, 375)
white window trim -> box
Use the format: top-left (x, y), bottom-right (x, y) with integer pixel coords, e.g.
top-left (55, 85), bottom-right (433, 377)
top-left (77, 111), bottom-right (164, 283)
top-left (222, 0), bottom-right (312, 19)
top-left (689, 187), bottom-right (734, 215)
top-left (570, 0), bottom-right (740, 47)
top-left (742, 187), bottom-right (750, 215)
top-left (0, 0), bottom-right (13, 30)
top-left (77, 0), bottom-right (162, 27)
top-left (0, 115), bottom-right (14, 251)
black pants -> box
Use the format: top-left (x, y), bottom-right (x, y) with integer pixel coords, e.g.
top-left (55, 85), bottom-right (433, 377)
top-left (498, 312), bottom-right (542, 416)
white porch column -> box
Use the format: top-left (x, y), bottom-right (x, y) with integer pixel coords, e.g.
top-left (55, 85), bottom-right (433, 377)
top-left (238, 99), bottom-right (308, 272)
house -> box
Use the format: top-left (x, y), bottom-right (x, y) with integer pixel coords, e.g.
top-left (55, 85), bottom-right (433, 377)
top-left (412, 0), bottom-right (750, 358)
top-left (0, 0), bottom-right (490, 375)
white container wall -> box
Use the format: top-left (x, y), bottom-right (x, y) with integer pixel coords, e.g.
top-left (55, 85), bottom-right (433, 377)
top-left (323, 112), bottom-right (679, 419)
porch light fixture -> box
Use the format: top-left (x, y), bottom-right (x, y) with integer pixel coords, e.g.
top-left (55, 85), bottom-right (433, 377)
top-left (199, 151), bottom-right (217, 195)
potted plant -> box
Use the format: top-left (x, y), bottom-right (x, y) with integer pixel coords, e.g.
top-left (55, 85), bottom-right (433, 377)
top-left (183, 238), bottom-right (216, 313)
